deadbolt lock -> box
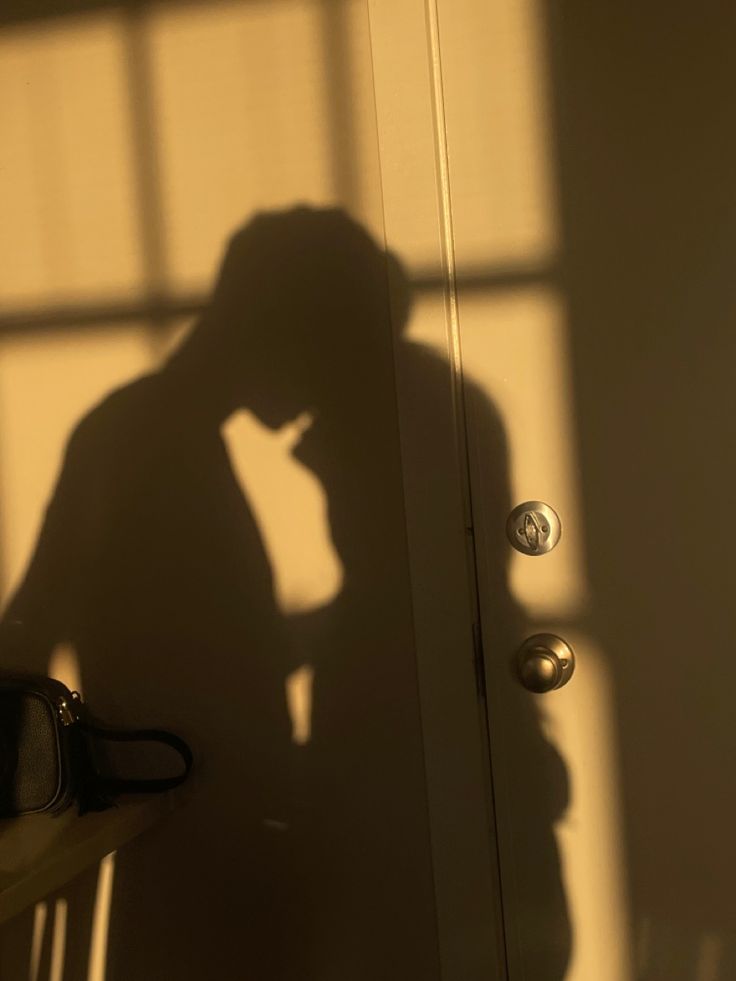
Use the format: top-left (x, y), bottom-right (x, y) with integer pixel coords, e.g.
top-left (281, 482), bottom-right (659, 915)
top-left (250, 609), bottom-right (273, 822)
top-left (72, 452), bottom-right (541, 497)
top-left (507, 501), bottom-right (561, 555)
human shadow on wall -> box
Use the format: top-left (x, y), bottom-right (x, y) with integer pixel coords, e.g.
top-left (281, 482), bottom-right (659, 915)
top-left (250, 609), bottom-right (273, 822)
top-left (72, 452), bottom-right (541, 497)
top-left (0, 207), bottom-right (569, 980)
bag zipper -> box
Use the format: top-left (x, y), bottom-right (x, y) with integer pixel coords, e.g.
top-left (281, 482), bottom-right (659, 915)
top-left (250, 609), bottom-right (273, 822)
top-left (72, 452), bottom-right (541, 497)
top-left (56, 691), bottom-right (81, 727)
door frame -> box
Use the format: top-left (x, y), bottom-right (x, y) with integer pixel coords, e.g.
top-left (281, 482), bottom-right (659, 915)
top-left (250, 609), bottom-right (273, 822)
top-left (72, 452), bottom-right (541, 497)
top-left (368, 4), bottom-right (507, 978)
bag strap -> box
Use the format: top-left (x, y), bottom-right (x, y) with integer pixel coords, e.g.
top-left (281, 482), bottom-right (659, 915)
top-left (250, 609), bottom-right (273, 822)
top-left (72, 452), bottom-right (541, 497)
top-left (78, 722), bottom-right (193, 795)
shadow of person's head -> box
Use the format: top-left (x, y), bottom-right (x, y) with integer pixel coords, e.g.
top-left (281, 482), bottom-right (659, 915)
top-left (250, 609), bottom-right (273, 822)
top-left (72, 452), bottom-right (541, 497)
top-left (171, 206), bottom-right (411, 429)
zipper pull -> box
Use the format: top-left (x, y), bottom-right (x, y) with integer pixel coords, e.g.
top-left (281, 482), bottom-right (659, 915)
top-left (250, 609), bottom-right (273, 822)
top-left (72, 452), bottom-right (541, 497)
top-left (57, 691), bottom-right (81, 727)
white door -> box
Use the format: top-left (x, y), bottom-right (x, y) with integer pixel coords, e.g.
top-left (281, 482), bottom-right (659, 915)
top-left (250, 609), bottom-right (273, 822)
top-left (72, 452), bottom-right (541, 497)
top-left (375, 3), bottom-right (736, 981)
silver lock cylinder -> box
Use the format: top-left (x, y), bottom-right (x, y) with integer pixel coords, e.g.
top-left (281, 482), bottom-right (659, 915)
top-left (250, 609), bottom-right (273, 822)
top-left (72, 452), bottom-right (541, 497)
top-left (507, 501), bottom-right (561, 555)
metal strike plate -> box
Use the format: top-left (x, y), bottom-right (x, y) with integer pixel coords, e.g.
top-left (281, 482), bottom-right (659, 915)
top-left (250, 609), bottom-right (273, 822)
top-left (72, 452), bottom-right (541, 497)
top-left (507, 501), bottom-right (561, 555)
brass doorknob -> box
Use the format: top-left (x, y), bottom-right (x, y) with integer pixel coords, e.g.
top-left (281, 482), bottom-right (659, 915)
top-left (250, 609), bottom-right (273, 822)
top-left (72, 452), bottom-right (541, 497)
top-left (517, 634), bottom-right (575, 693)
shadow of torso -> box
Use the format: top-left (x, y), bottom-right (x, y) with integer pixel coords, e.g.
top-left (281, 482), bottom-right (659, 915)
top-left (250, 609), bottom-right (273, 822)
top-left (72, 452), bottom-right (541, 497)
top-left (4, 359), bottom-right (441, 979)
top-left (6, 368), bottom-right (302, 977)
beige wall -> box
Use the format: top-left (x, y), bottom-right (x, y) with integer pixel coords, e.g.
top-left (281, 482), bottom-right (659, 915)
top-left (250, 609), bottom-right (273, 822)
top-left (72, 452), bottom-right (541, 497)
top-left (0, 3), bottom-right (440, 978)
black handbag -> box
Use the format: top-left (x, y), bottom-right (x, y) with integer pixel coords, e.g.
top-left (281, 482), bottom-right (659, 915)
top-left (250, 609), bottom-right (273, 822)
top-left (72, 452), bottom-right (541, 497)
top-left (0, 673), bottom-right (192, 818)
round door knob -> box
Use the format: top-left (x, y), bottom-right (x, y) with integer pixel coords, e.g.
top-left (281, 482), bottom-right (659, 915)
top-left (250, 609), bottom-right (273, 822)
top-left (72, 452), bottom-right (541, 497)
top-left (517, 634), bottom-right (575, 693)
